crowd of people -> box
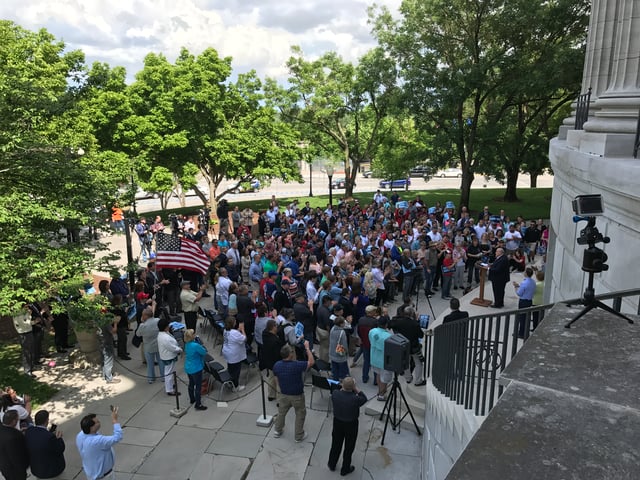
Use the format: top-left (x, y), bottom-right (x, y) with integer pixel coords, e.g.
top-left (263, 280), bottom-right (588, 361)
top-left (4, 190), bottom-right (549, 479)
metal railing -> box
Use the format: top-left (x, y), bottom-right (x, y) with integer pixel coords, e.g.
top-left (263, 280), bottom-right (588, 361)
top-left (634, 105), bottom-right (640, 158)
top-left (424, 288), bottom-right (640, 417)
top-left (574, 87), bottom-right (592, 130)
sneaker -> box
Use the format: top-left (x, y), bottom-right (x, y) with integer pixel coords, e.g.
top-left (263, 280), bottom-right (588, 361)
top-left (235, 385), bottom-right (246, 392)
top-left (273, 430), bottom-right (283, 438)
top-left (295, 432), bottom-right (308, 443)
top-left (106, 378), bottom-right (121, 384)
top-left (377, 394), bottom-right (386, 401)
top-left (414, 380), bottom-right (426, 387)
top-left (195, 404), bottom-right (208, 411)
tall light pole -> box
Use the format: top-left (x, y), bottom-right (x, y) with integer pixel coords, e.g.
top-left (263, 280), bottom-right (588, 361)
top-left (130, 167), bottom-right (137, 217)
top-left (326, 164), bottom-right (334, 207)
top-left (309, 162), bottom-right (313, 197)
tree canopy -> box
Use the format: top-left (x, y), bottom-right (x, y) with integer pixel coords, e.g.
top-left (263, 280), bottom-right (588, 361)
top-left (371, 0), bottom-right (589, 206)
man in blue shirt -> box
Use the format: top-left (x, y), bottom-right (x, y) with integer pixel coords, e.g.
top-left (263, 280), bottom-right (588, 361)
top-left (76, 407), bottom-right (123, 480)
top-left (514, 267), bottom-right (537, 338)
top-left (272, 341), bottom-right (314, 442)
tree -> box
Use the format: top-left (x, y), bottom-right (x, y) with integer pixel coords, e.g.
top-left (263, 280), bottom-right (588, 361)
top-left (372, 0), bottom-right (588, 207)
top-left (124, 48), bottom-right (301, 208)
top-left (373, 116), bottom-right (430, 185)
top-left (266, 46), bottom-right (398, 197)
top-left (0, 22), bottom-right (115, 313)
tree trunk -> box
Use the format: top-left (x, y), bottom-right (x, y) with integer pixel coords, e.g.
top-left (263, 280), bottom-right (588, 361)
top-left (503, 169), bottom-right (519, 202)
top-left (192, 185), bottom-right (209, 207)
top-left (530, 173), bottom-right (538, 188)
top-left (458, 171), bottom-right (474, 209)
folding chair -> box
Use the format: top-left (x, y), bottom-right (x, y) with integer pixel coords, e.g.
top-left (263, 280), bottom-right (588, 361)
top-left (242, 350), bottom-right (259, 384)
top-left (207, 361), bottom-right (237, 401)
top-left (310, 373), bottom-right (339, 417)
top-left (202, 354), bottom-right (216, 394)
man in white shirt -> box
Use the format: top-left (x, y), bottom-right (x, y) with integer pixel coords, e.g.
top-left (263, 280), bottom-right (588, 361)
top-left (474, 219), bottom-right (487, 239)
top-left (157, 317), bottom-right (183, 395)
top-left (427, 226), bottom-right (442, 243)
top-left (216, 268), bottom-right (233, 319)
top-left (504, 224), bottom-right (522, 255)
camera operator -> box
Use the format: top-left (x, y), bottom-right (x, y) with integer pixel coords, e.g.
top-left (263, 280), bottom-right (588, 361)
top-left (216, 199), bottom-right (230, 235)
top-left (389, 305), bottom-right (426, 387)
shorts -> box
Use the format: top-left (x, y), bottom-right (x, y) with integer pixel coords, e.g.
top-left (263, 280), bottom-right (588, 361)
top-left (372, 367), bottom-right (392, 384)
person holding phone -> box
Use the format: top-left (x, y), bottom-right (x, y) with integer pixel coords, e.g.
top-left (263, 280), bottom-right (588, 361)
top-left (76, 406), bottom-right (122, 480)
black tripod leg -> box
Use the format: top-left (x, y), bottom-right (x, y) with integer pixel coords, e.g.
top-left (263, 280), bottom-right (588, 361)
top-left (397, 382), bottom-right (422, 436)
top-left (594, 301), bottom-right (635, 324)
top-left (565, 304), bottom-right (594, 328)
top-left (380, 382), bottom-right (397, 445)
top-left (379, 386), bottom-right (393, 421)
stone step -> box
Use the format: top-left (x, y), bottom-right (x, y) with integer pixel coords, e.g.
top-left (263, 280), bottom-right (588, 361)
top-left (364, 389), bottom-right (425, 429)
top-left (405, 381), bottom-right (427, 404)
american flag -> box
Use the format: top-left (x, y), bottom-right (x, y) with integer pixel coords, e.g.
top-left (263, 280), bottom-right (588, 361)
top-left (156, 232), bottom-right (210, 275)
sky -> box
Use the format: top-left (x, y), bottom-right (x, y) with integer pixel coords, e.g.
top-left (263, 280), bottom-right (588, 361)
top-left (1, 0), bottom-right (402, 82)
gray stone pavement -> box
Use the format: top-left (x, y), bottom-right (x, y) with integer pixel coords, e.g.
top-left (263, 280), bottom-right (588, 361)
top-left (16, 227), bottom-right (531, 480)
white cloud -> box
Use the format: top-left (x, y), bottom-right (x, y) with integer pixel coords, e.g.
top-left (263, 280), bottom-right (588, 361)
top-left (1, 0), bottom-right (402, 82)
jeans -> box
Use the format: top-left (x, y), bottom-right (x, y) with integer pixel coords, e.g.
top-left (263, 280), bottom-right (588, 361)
top-left (517, 299), bottom-right (534, 337)
top-left (441, 275), bottom-right (452, 298)
top-left (331, 360), bottom-right (350, 381)
top-left (144, 350), bottom-right (161, 382)
top-left (274, 393), bottom-right (306, 440)
top-left (423, 267), bottom-right (433, 293)
top-left (188, 369), bottom-right (203, 406)
top-left (18, 332), bottom-right (34, 375)
top-left (102, 345), bottom-right (115, 381)
top-left (454, 264), bottom-right (465, 288)
top-left (361, 348), bottom-right (371, 383)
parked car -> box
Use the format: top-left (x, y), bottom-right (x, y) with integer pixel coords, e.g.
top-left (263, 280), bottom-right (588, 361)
top-left (435, 167), bottom-right (463, 178)
top-left (409, 165), bottom-right (433, 177)
top-left (362, 170), bottom-right (374, 178)
top-left (331, 178), bottom-right (347, 189)
top-left (379, 178), bottom-right (411, 189)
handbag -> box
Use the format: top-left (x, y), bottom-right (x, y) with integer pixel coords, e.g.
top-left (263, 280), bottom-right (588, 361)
top-left (334, 330), bottom-right (346, 357)
top-left (132, 325), bottom-right (143, 348)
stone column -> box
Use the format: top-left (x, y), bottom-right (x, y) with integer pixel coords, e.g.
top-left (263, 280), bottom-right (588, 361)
top-left (560, 0), bottom-right (618, 138)
top-left (584, 0), bottom-right (640, 135)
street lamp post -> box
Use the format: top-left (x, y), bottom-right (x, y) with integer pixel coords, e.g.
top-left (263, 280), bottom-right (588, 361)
top-left (130, 167), bottom-right (137, 217)
top-left (309, 162), bottom-right (313, 197)
top-left (326, 164), bottom-right (334, 207)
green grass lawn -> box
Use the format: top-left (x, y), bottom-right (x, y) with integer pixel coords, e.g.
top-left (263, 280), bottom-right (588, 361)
top-left (144, 187), bottom-right (552, 222)
top-left (0, 342), bottom-right (58, 408)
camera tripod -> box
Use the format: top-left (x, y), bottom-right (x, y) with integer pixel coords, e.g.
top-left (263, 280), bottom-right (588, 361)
top-left (379, 372), bottom-right (421, 445)
top-left (565, 216), bottom-right (634, 328)
top-left (565, 271), bottom-right (634, 328)
top-left (412, 271), bottom-right (436, 319)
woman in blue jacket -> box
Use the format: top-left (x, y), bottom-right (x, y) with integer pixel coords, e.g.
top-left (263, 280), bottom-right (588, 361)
top-left (184, 329), bottom-right (208, 411)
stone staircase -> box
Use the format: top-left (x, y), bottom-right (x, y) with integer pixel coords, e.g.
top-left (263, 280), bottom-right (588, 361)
top-left (364, 377), bottom-right (427, 428)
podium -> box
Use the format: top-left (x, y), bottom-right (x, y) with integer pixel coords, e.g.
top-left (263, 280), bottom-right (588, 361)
top-left (471, 264), bottom-right (492, 307)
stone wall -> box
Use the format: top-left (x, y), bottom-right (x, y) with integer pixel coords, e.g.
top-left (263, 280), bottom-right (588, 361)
top-left (421, 382), bottom-right (484, 480)
top-left (547, 139), bottom-right (640, 313)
